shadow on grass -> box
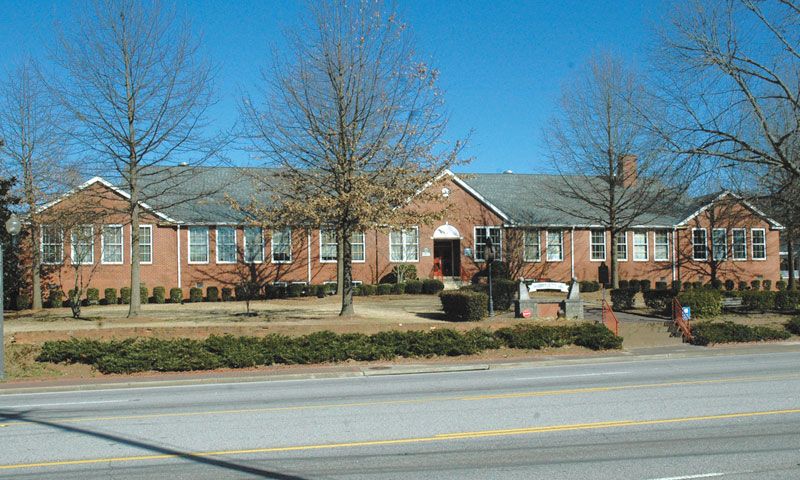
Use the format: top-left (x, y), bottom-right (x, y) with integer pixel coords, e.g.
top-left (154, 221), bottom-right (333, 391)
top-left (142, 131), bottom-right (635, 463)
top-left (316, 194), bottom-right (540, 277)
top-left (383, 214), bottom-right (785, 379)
top-left (0, 410), bottom-right (308, 479)
top-left (414, 312), bottom-right (448, 321)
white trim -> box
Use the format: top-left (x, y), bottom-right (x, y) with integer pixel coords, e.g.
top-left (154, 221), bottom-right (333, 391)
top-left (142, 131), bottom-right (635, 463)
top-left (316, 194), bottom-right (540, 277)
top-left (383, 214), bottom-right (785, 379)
top-left (671, 228), bottom-right (677, 281)
top-left (132, 224), bottom-right (154, 265)
top-left (570, 227), bottom-right (575, 279)
top-left (616, 231), bottom-right (628, 262)
top-left (711, 228), bottom-right (728, 262)
top-left (40, 225), bottom-right (64, 265)
top-left (731, 228), bottom-right (747, 261)
top-left (632, 231), bottom-right (649, 262)
top-left (473, 226), bottom-right (502, 263)
top-left (243, 226), bottom-right (265, 264)
top-left (307, 231), bottom-right (312, 284)
top-left (176, 225), bottom-right (182, 287)
top-left (271, 227), bottom-right (293, 264)
top-left (446, 171), bottom-right (511, 222)
top-left (319, 228), bottom-right (337, 263)
top-left (653, 230), bottom-right (670, 262)
top-left (589, 229), bottom-right (606, 262)
top-left (545, 229), bottom-right (564, 262)
top-left (523, 229), bottom-right (541, 262)
top-left (389, 226), bottom-right (420, 263)
top-left (692, 228), bottom-right (708, 261)
top-left (70, 225), bottom-right (94, 265)
top-left (215, 226), bottom-right (237, 264)
top-left (187, 226), bottom-right (209, 264)
top-left (351, 231), bottom-right (366, 263)
top-left (751, 228), bottom-right (767, 261)
top-left (677, 190), bottom-right (784, 230)
top-left (101, 224), bottom-right (124, 265)
top-left (36, 176), bottom-right (178, 223)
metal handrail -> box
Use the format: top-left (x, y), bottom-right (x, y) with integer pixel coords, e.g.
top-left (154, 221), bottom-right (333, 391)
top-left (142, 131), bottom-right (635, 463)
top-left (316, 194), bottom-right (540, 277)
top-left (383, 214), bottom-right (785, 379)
top-left (672, 298), bottom-right (693, 342)
top-left (601, 300), bottom-right (619, 336)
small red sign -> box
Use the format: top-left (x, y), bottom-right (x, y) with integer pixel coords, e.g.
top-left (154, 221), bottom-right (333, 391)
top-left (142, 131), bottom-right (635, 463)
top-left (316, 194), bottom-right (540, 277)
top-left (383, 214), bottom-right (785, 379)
top-left (522, 309), bottom-right (531, 318)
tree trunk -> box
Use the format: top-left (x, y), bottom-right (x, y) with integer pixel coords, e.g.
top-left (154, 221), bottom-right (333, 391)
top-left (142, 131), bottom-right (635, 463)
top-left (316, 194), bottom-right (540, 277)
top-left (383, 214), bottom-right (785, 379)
top-left (29, 224), bottom-right (42, 309)
top-left (128, 189), bottom-right (141, 317)
top-left (339, 226), bottom-right (354, 316)
top-left (788, 237), bottom-right (795, 290)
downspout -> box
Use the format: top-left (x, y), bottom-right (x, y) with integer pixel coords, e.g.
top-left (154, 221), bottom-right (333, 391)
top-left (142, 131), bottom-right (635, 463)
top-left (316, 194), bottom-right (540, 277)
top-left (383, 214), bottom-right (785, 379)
top-left (307, 230), bottom-right (311, 284)
top-left (570, 227), bottom-right (575, 280)
top-left (176, 225), bottom-right (182, 288)
top-left (671, 228), bottom-right (677, 282)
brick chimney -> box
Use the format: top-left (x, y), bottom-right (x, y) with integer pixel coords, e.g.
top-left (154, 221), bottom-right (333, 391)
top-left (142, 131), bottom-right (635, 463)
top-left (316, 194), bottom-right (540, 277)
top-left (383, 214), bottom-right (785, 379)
top-left (617, 154), bottom-right (638, 187)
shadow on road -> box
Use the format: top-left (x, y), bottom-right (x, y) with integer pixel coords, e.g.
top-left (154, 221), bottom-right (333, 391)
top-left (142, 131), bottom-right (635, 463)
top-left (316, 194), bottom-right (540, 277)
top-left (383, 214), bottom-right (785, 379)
top-left (0, 410), bottom-right (308, 479)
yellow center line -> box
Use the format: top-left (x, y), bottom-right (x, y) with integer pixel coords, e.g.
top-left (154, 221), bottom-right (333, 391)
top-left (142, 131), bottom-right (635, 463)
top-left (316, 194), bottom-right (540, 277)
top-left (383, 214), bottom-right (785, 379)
top-left (1, 408), bottom-right (799, 471)
top-left (1, 373), bottom-right (798, 429)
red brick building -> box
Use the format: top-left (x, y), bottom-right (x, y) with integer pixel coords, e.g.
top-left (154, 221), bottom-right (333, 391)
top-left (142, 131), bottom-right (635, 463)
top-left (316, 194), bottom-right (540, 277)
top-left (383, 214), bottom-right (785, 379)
top-left (31, 166), bottom-right (782, 297)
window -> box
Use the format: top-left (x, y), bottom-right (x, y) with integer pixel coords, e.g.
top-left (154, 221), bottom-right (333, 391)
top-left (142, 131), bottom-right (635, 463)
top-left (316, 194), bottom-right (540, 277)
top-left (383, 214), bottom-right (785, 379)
top-left (474, 227), bottom-right (502, 262)
top-left (712, 228), bottom-right (727, 261)
top-left (351, 231), bottom-right (365, 262)
top-left (692, 228), bottom-right (707, 261)
top-left (524, 230), bottom-right (540, 262)
top-left (320, 229), bottom-right (337, 262)
top-left (41, 226), bottom-right (63, 264)
top-left (272, 228), bottom-right (292, 263)
top-left (616, 232), bottom-right (628, 261)
top-left (390, 227), bottom-right (419, 262)
top-left (102, 225), bottom-right (123, 264)
top-left (139, 225), bottom-right (153, 264)
top-left (71, 225), bottom-right (94, 264)
top-left (546, 230), bottom-right (563, 261)
top-left (752, 228), bottom-right (766, 260)
top-left (188, 226), bottom-right (209, 263)
top-left (732, 228), bottom-right (747, 260)
top-left (633, 231), bottom-right (648, 261)
top-left (590, 230), bottom-right (606, 261)
top-left (216, 226), bottom-right (236, 263)
top-left (244, 227), bottom-right (264, 263)
top-left (654, 231), bottom-right (670, 262)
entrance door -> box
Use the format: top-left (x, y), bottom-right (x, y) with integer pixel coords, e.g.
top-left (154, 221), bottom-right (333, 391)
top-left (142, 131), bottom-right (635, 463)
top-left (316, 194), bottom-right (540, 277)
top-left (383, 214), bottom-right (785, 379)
top-left (434, 239), bottom-right (461, 277)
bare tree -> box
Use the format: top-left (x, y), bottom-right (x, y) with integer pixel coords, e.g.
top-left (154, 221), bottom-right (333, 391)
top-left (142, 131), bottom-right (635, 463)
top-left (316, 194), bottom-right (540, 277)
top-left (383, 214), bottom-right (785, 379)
top-left (240, 0), bottom-right (464, 316)
top-left (544, 53), bottom-right (688, 288)
top-left (0, 59), bottom-right (73, 309)
top-left (657, 0), bottom-right (800, 177)
top-left (755, 167), bottom-right (800, 289)
top-left (48, 0), bottom-right (219, 317)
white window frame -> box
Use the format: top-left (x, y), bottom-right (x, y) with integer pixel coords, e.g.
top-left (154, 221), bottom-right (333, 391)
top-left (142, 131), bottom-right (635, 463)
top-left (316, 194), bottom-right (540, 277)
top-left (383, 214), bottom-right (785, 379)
top-left (523, 229), bottom-right (541, 262)
top-left (546, 230), bottom-right (563, 262)
top-left (632, 231), bottom-right (649, 262)
top-left (590, 230), bottom-right (606, 261)
top-left (712, 228), bottom-right (728, 261)
top-left (215, 226), bottom-right (237, 264)
top-left (653, 231), bottom-right (670, 262)
top-left (71, 225), bottom-right (94, 265)
top-left (751, 228), bottom-right (767, 261)
top-left (319, 229), bottom-right (338, 263)
top-left (473, 226), bottom-right (502, 262)
top-left (131, 224), bottom-right (154, 265)
top-left (188, 226), bottom-right (209, 264)
top-left (101, 224), bottom-right (124, 265)
top-left (351, 231), bottom-right (366, 263)
top-left (41, 225), bottom-right (64, 265)
top-left (271, 228), bottom-right (292, 263)
top-left (389, 227), bottom-right (419, 263)
top-left (692, 228), bottom-right (708, 261)
top-left (243, 226), bottom-right (264, 264)
top-left (732, 228), bottom-right (747, 261)
top-left (616, 231), bottom-right (628, 262)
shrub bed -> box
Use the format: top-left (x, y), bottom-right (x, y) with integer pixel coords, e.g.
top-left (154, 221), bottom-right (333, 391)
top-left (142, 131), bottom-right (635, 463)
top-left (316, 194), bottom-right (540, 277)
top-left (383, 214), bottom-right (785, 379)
top-left (189, 287), bottom-right (203, 303)
top-left (421, 279), bottom-right (445, 295)
top-left (170, 288), bottom-right (183, 304)
top-left (610, 288), bottom-right (635, 310)
top-left (466, 279), bottom-right (517, 311)
top-left (677, 288), bottom-right (722, 318)
top-left (579, 280), bottom-right (601, 293)
top-left (207, 286), bottom-right (220, 302)
top-left (439, 290), bottom-right (488, 322)
top-left (86, 288), bottom-right (100, 306)
top-left (152, 286), bottom-right (166, 304)
top-left (643, 289), bottom-right (673, 314)
top-left (104, 288), bottom-right (118, 306)
top-left (404, 280), bottom-right (423, 294)
top-left (774, 290), bottom-right (800, 313)
top-left (740, 290), bottom-right (775, 312)
top-left (376, 283), bottom-right (393, 295)
top-left (690, 321), bottom-right (791, 346)
top-left (120, 287), bottom-right (131, 305)
top-left (786, 316), bottom-right (800, 335)
top-left (37, 324), bottom-right (623, 374)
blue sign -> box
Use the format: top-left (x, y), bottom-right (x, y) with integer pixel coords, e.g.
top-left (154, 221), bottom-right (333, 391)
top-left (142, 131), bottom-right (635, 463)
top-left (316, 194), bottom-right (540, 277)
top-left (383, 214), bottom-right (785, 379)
top-left (682, 306), bottom-right (691, 321)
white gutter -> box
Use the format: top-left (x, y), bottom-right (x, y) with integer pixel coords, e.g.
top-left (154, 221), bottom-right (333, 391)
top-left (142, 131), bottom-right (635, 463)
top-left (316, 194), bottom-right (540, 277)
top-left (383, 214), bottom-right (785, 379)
top-left (176, 225), bottom-right (182, 288)
top-left (307, 231), bottom-right (312, 284)
top-left (671, 228), bottom-right (677, 282)
top-left (570, 227), bottom-right (575, 280)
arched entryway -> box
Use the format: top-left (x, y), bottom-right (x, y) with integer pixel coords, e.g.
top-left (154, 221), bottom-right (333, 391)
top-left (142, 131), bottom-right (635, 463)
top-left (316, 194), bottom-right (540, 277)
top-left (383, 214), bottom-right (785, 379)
top-left (432, 223), bottom-right (461, 278)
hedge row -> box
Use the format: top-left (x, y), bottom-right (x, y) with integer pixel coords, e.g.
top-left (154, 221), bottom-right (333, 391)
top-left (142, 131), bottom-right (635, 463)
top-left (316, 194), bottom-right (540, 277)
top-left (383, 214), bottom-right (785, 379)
top-left (37, 324), bottom-right (623, 374)
top-left (738, 290), bottom-right (800, 313)
top-left (355, 279), bottom-right (444, 296)
top-left (690, 321), bottom-right (791, 346)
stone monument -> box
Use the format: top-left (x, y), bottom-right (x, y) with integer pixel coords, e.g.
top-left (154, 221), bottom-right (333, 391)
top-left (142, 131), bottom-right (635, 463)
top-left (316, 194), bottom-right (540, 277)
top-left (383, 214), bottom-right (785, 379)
top-left (562, 277), bottom-right (584, 320)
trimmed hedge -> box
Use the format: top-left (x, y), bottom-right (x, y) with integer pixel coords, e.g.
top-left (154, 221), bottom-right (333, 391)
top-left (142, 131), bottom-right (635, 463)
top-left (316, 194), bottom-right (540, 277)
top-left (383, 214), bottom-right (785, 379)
top-left (611, 289), bottom-right (635, 310)
top-left (774, 290), bottom-right (800, 312)
top-left (405, 280), bottom-right (423, 294)
top-left (776, 280), bottom-right (787, 291)
top-left (690, 321), bottom-right (791, 346)
top-left (724, 279), bottom-right (735, 291)
top-left (643, 289), bottom-right (673, 314)
top-left (170, 288), bottom-right (183, 304)
top-left (140, 286), bottom-right (149, 305)
top-left (189, 287), bottom-right (203, 303)
top-left (120, 287), bottom-right (131, 305)
top-left (222, 287), bottom-right (233, 302)
top-left (152, 286), bottom-right (166, 304)
top-left (422, 279), bottom-right (445, 294)
top-left (286, 284), bottom-right (304, 298)
top-left (391, 282), bottom-right (406, 294)
top-left (37, 324), bottom-right (623, 374)
top-left (677, 288), bottom-right (722, 318)
top-left (86, 288), bottom-right (100, 305)
top-left (786, 316), bottom-right (800, 335)
top-left (579, 280), bottom-right (601, 293)
top-left (439, 290), bottom-right (488, 322)
top-left (207, 286), bottom-right (220, 302)
top-left (740, 290), bottom-right (775, 312)
top-left (104, 288), bottom-right (118, 305)
top-left (376, 283), bottom-right (393, 295)
top-left (763, 280), bottom-right (772, 291)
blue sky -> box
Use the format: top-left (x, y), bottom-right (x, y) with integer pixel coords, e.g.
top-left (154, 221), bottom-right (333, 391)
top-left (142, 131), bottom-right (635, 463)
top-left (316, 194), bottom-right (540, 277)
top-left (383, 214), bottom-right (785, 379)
top-left (0, 0), bottom-right (667, 173)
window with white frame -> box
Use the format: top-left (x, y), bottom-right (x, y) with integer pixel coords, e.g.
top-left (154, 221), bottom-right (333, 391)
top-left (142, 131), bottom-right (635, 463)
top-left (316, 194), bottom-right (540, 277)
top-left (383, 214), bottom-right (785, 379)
top-left (71, 225), bottom-right (94, 264)
top-left (139, 225), bottom-right (153, 264)
top-left (216, 226), bottom-right (236, 263)
top-left (654, 231), bottom-right (670, 262)
top-left (712, 228), bottom-right (727, 261)
top-left (524, 230), bottom-right (540, 262)
top-left (320, 229), bottom-right (337, 262)
top-left (102, 225), bottom-right (123, 264)
top-left (590, 230), bottom-right (606, 261)
top-left (546, 230), bottom-right (563, 261)
top-left (244, 227), bottom-right (264, 263)
top-left (351, 231), bottom-right (365, 262)
top-left (732, 228), bottom-right (747, 260)
top-left (692, 228), bottom-right (708, 261)
top-left (272, 228), bottom-right (292, 263)
top-left (752, 228), bottom-right (766, 260)
top-left (633, 231), bottom-right (648, 261)
top-left (616, 232), bottom-right (627, 261)
top-left (188, 226), bottom-right (209, 263)
top-left (389, 227), bottom-right (418, 262)
top-left (474, 226), bottom-right (502, 262)
top-left (41, 226), bottom-right (63, 264)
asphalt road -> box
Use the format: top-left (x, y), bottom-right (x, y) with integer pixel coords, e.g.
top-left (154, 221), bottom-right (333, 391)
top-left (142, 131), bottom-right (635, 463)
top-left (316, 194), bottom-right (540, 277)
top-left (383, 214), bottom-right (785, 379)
top-left (1, 350), bottom-right (799, 479)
